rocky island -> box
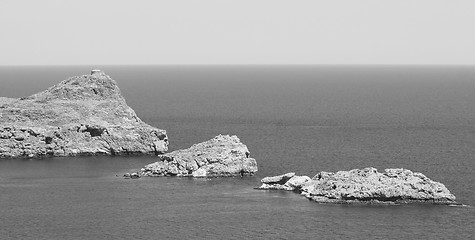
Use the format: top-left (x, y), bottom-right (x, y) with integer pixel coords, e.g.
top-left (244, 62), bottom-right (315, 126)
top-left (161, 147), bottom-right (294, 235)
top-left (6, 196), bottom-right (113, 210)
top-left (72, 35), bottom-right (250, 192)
top-left (259, 168), bottom-right (456, 204)
top-left (127, 135), bottom-right (258, 178)
top-left (0, 70), bottom-right (168, 158)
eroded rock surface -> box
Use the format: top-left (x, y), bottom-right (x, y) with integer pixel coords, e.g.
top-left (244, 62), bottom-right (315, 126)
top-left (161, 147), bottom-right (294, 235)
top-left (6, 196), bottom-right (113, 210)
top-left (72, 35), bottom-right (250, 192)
top-left (259, 168), bottom-right (456, 204)
top-left (139, 135), bottom-right (258, 177)
top-left (0, 70), bottom-right (168, 158)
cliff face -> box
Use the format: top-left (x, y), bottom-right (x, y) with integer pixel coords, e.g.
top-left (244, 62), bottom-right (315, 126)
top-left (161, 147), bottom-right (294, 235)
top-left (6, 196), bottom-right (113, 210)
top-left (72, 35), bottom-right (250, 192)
top-left (138, 135), bottom-right (258, 177)
top-left (259, 168), bottom-right (456, 204)
top-left (0, 70), bottom-right (168, 158)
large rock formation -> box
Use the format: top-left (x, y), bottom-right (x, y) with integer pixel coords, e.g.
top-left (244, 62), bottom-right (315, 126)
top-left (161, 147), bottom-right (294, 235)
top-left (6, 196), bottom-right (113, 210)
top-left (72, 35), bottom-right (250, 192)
top-left (259, 168), bottom-right (456, 204)
top-left (0, 70), bottom-right (168, 158)
top-left (138, 135), bottom-right (258, 177)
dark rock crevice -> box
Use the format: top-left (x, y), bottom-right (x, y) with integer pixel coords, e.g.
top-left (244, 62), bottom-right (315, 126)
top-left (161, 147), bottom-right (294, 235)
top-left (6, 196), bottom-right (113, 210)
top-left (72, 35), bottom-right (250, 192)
top-left (83, 126), bottom-right (106, 137)
top-left (44, 136), bottom-right (53, 144)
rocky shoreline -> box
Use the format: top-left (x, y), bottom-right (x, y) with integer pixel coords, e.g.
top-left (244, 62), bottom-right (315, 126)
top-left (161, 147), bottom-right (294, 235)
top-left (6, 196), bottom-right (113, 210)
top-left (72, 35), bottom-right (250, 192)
top-left (1, 70), bottom-right (460, 205)
top-left (0, 70), bottom-right (168, 158)
top-left (259, 168), bottom-right (457, 205)
top-left (127, 134), bottom-right (258, 178)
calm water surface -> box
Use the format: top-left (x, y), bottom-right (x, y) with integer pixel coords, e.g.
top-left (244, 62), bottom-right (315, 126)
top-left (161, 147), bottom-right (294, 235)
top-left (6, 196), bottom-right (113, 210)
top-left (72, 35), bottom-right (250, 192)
top-left (1, 66), bottom-right (474, 239)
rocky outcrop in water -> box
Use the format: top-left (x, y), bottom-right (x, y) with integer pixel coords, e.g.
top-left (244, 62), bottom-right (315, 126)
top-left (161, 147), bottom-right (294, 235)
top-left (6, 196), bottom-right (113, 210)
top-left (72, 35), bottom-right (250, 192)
top-left (0, 70), bottom-right (168, 158)
top-left (260, 173), bottom-right (311, 191)
top-left (138, 135), bottom-right (258, 177)
top-left (259, 168), bottom-right (456, 204)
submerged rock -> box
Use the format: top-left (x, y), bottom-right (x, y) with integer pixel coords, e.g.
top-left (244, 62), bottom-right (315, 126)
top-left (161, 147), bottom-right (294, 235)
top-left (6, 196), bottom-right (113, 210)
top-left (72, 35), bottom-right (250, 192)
top-left (124, 173), bottom-right (141, 179)
top-left (259, 168), bottom-right (456, 204)
top-left (0, 70), bottom-right (168, 158)
top-left (139, 135), bottom-right (258, 177)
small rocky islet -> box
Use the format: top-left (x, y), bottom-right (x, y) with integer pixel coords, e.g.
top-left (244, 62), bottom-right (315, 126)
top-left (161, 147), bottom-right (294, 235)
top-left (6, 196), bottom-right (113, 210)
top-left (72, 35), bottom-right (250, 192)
top-left (1, 70), bottom-right (458, 205)
top-left (126, 134), bottom-right (258, 178)
top-left (259, 168), bottom-right (457, 205)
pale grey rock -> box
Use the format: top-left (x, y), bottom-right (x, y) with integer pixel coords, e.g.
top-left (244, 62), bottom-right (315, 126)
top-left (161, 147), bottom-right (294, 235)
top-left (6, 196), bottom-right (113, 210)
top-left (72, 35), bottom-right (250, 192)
top-left (259, 173), bottom-right (310, 191)
top-left (259, 184), bottom-right (294, 191)
top-left (0, 97), bottom-right (16, 106)
top-left (0, 70), bottom-right (168, 158)
top-left (139, 135), bottom-right (258, 177)
top-left (284, 175), bottom-right (311, 189)
top-left (259, 168), bottom-right (457, 204)
top-left (192, 168), bottom-right (207, 177)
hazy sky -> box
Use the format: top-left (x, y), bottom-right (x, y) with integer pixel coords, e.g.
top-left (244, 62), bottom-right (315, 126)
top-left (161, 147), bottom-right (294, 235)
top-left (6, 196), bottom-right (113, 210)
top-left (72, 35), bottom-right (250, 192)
top-left (1, 0), bottom-right (474, 65)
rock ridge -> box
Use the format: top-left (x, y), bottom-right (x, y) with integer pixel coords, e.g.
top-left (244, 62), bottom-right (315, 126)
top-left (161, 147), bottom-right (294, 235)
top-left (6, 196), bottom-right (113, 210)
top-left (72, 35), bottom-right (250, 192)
top-left (134, 134), bottom-right (258, 177)
top-left (0, 70), bottom-right (168, 158)
top-left (259, 167), bottom-right (457, 205)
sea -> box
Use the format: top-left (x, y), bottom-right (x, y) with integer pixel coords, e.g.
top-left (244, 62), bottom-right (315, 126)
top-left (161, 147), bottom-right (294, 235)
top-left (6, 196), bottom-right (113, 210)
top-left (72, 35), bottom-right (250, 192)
top-left (0, 65), bottom-right (474, 239)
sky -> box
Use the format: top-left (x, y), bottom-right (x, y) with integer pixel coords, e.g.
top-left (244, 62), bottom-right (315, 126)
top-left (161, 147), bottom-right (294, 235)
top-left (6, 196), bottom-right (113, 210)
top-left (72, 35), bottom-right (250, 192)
top-left (1, 0), bottom-right (474, 65)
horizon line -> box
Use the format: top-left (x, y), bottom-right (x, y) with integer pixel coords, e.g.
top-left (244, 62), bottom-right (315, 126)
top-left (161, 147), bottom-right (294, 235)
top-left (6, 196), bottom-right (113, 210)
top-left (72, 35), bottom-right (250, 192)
top-left (1, 63), bottom-right (475, 67)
